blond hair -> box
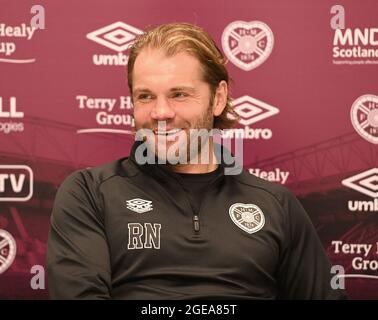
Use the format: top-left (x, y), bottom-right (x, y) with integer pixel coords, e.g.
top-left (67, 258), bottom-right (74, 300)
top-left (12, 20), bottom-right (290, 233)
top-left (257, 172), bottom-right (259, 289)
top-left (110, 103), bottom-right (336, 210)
top-left (127, 22), bottom-right (239, 129)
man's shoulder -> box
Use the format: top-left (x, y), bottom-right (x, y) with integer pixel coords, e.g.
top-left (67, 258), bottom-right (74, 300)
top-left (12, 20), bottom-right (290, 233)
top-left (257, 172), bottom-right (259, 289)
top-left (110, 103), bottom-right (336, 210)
top-left (60, 157), bottom-right (133, 190)
top-left (86, 156), bottom-right (132, 182)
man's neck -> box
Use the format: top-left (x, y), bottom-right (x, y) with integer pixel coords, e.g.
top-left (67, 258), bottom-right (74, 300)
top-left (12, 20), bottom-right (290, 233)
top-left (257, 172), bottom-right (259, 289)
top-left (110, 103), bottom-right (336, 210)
top-left (167, 140), bottom-right (219, 174)
top-left (168, 162), bottom-right (219, 174)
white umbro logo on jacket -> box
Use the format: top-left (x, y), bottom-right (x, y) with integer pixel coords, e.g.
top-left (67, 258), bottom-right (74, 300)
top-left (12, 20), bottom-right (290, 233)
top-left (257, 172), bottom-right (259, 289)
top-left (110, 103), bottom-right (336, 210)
top-left (126, 198), bottom-right (153, 213)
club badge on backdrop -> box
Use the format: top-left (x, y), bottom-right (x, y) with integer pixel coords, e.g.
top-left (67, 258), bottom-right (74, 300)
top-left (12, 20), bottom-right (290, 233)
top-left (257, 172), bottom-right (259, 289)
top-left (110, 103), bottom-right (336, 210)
top-left (222, 20), bottom-right (274, 71)
top-left (0, 229), bottom-right (17, 275)
top-left (351, 94), bottom-right (378, 144)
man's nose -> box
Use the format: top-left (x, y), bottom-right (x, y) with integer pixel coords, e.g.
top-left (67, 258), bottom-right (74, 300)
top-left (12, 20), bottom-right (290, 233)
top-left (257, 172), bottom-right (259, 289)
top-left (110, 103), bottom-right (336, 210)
top-left (150, 96), bottom-right (175, 120)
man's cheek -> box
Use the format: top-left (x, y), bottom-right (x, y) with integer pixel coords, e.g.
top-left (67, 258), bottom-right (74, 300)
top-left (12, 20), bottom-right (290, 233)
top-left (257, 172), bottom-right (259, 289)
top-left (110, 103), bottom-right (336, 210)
top-left (133, 111), bottom-right (149, 128)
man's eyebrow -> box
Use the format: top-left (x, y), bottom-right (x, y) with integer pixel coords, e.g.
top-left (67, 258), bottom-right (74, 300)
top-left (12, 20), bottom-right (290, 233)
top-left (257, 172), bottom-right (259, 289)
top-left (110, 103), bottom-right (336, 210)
top-left (170, 86), bottom-right (196, 93)
top-left (133, 88), bottom-right (153, 95)
top-left (133, 86), bottom-right (196, 95)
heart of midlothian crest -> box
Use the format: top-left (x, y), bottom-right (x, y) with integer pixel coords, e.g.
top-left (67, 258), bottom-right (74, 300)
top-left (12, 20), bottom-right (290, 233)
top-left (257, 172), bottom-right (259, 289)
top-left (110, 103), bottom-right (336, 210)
top-left (222, 20), bottom-right (274, 71)
top-left (351, 94), bottom-right (378, 145)
top-left (0, 229), bottom-right (17, 274)
top-left (229, 203), bottom-right (265, 234)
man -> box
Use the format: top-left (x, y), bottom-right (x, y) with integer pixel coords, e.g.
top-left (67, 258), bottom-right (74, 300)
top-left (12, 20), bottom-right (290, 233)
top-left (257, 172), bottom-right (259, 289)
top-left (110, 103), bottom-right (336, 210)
top-left (47, 23), bottom-right (346, 299)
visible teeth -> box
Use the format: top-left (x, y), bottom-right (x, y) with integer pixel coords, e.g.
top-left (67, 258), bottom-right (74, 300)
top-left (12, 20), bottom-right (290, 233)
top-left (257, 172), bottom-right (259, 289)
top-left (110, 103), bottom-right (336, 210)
top-left (155, 129), bottom-right (181, 136)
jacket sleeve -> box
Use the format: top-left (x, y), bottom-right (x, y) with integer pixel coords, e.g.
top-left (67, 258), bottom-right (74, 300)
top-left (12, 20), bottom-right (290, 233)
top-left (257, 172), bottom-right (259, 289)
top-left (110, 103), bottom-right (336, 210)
top-left (276, 191), bottom-right (347, 299)
top-left (47, 170), bottom-right (111, 299)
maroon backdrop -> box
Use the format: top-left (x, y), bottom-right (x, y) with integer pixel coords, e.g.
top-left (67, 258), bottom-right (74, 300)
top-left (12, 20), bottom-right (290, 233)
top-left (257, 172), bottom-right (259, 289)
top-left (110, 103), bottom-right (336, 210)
top-left (0, 0), bottom-right (377, 299)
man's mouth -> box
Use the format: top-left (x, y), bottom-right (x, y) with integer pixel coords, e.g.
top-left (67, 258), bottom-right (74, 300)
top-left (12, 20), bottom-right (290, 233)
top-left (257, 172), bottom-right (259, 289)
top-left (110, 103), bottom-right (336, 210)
top-left (153, 128), bottom-right (182, 136)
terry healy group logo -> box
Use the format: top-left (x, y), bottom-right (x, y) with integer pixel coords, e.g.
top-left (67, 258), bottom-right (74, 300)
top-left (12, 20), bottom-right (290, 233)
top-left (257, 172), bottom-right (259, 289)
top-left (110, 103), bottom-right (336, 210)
top-left (248, 168), bottom-right (289, 185)
top-left (0, 97), bottom-right (24, 134)
top-left (351, 94), bottom-right (378, 144)
top-left (75, 95), bottom-right (134, 135)
top-left (0, 229), bottom-right (17, 274)
top-left (0, 165), bottom-right (33, 202)
top-left (86, 21), bottom-right (143, 66)
top-left (222, 20), bottom-right (274, 71)
top-left (0, 5), bottom-right (45, 64)
top-left (331, 240), bottom-right (378, 276)
top-left (342, 168), bottom-right (378, 212)
top-left (222, 95), bottom-right (279, 140)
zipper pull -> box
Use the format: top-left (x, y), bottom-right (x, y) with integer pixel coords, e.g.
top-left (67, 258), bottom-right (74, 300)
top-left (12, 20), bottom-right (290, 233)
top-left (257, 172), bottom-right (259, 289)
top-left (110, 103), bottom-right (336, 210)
top-left (193, 215), bottom-right (200, 233)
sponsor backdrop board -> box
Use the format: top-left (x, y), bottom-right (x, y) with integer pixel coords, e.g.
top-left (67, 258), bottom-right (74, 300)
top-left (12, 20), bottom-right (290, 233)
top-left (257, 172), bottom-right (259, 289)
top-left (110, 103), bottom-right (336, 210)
top-left (0, 0), bottom-right (377, 299)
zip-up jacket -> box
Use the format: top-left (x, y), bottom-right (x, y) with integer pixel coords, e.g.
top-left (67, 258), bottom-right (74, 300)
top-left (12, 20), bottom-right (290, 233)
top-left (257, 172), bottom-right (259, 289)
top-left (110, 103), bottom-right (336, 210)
top-left (47, 142), bottom-right (346, 299)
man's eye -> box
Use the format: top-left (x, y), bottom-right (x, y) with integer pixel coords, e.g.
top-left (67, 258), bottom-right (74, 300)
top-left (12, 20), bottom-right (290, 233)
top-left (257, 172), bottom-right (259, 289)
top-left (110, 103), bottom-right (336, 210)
top-left (172, 92), bottom-right (188, 99)
top-left (137, 94), bottom-right (152, 101)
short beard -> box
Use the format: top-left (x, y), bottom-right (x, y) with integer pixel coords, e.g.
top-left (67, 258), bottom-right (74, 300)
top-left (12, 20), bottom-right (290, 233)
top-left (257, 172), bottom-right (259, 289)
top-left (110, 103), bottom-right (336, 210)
top-left (136, 103), bottom-right (215, 165)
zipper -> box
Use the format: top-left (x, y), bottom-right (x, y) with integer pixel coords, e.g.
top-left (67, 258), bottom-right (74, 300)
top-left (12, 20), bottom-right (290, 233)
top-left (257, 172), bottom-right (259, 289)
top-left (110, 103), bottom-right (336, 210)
top-left (190, 170), bottom-right (224, 235)
top-left (167, 164), bottom-right (224, 236)
top-left (193, 214), bottom-right (200, 233)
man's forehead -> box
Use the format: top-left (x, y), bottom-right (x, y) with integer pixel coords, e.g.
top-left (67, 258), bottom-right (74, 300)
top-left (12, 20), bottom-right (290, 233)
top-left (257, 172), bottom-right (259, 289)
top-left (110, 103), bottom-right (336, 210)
top-left (136, 46), bottom-right (192, 60)
top-left (133, 47), bottom-right (202, 74)
top-left (132, 48), bottom-right (206, 89)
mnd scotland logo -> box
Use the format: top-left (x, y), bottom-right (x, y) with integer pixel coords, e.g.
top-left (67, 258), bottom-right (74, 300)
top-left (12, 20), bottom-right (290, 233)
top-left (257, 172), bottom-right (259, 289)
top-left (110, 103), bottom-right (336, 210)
top-left (333, 28), bottom-right (378, 65)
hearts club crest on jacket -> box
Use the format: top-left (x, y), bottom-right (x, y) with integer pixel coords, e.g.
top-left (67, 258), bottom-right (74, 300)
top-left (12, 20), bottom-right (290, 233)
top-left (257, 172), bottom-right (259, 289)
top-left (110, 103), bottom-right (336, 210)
top-left (229, 203), bottom-right (265, 234)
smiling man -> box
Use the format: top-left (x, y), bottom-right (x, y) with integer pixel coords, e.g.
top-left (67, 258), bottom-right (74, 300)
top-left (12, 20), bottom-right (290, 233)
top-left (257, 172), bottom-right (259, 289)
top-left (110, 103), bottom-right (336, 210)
top-left (129, 27), bottom-right (234, 173)
top-left (47, 22), bottom-right (347, 300)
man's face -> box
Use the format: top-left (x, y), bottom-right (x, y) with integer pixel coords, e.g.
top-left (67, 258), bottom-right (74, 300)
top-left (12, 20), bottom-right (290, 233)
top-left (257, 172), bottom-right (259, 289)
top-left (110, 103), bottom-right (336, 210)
top-left (132, 48), bottom-right (219, 163)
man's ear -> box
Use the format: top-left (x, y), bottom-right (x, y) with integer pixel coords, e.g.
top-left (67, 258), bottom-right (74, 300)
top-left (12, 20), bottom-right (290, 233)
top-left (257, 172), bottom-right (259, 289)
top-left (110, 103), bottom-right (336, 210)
top-left (213, 80), bottom-right (228, 117)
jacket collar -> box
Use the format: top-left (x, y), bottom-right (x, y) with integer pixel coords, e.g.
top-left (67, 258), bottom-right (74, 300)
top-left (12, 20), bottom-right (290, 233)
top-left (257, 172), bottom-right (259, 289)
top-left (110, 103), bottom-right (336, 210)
top-left (123, 140), bottom-right (240, 215)
top-left (126, 140), bottom-right (239, 183)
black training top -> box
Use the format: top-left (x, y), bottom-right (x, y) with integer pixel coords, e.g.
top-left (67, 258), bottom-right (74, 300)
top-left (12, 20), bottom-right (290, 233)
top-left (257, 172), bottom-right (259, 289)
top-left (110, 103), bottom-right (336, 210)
top-left (47, 142), bottom-right (347, 299)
